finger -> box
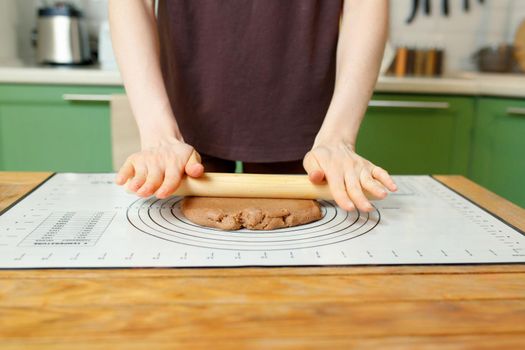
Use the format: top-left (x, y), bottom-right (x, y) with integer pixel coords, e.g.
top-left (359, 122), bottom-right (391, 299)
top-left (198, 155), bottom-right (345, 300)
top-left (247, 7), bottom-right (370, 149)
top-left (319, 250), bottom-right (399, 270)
top-left (185, 150), bottom-right (204, 178)
top-left (127, 163), bottom-right (147, 193)
top-left (137, 165), bottom-right (164, 197)
top-left (372, 166), bottom-right (397, 192)
top-left (360, 172), bottom-right (387, 199)
top-left (303, 152), bottom-right (325, 184)
top-left (116, 159), bottom-right (134, 185)
top-left (155, 164), bottom-right (183, 199)
top-left (344, 172), bottom-right (373, 212)
top-left (324, 170), bottom-right (355, 211)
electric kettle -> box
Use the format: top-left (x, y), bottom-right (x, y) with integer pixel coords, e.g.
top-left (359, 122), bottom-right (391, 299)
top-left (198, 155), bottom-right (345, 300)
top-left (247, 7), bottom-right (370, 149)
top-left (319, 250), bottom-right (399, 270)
top-left (35, 2), bottom-right (92, 65)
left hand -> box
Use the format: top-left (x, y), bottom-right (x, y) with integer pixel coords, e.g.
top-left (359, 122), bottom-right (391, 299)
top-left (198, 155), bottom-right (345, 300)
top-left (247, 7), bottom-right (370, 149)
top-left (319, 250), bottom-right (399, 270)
top-left (303, 140), bottom-right (397, 212)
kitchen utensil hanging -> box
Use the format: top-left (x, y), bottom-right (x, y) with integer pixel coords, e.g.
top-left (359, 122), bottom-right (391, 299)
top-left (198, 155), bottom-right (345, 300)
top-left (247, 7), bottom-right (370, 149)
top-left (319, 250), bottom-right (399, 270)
top-left (424, 0), bottom-right (431, 15)
top-left (406, 0), bottom-right (420, 24)
top-left (406, 0), bottom-right (485, 24)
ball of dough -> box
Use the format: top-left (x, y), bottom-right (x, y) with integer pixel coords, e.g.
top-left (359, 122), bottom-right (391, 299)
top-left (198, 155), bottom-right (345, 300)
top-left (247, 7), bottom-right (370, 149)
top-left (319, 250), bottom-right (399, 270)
top-left (181, 197), bottom-right (322, 230)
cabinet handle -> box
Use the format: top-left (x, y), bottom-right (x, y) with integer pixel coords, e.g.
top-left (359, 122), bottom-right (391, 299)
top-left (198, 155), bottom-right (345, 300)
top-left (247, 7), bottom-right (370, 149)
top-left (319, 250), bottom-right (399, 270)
top-left (62, 94), bottom-right (112, 102)
top-left (506, 107), bottom-right (525, 116)
top-left (368, 100), bottom-right (450, 109)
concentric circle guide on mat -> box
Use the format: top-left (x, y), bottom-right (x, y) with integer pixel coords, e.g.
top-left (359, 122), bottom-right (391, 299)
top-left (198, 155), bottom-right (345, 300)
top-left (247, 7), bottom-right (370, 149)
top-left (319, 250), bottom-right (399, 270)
top-left (127, 197), bottom-right (379, 251)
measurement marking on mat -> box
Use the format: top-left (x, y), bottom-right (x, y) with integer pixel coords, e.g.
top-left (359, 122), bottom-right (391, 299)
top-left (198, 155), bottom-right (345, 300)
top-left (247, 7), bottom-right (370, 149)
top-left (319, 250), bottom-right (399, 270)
top-left (42, 253), bottom-right (53, 260)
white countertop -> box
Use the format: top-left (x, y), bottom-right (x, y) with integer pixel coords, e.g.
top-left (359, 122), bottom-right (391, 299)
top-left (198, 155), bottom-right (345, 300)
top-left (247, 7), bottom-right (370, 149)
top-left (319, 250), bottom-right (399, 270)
top-left (375, 73), bottom-right (525, 98)
top-left (1, 63), bottom-right (525, 98)
top-left (0, 63), bottom-right (122, 86)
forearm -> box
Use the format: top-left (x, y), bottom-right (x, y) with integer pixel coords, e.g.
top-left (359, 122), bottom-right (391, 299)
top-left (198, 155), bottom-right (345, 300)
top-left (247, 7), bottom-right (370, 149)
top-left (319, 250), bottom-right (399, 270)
top-left (315, 0), bottom-right (388, 147)
top-left (109, 0), bottom-right (181, 148)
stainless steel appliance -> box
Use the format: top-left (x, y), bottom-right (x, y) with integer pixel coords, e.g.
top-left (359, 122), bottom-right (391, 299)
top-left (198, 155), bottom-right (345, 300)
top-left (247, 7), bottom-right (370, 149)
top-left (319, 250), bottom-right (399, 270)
top-left (35, 3), bottom-right (92, 65)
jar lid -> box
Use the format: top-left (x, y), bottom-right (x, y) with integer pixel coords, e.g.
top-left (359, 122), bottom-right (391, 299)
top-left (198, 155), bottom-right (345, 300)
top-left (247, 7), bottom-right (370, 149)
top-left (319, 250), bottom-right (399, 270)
top-left (38, 3), bottom-right (83, 18)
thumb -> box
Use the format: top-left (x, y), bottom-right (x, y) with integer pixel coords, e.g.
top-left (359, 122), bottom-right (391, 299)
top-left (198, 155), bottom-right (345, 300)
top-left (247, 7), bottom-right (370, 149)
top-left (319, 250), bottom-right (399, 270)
top-left (303, 152), bottom-right (325, 184)
top-left (185, 150), bottom-right (204, 177)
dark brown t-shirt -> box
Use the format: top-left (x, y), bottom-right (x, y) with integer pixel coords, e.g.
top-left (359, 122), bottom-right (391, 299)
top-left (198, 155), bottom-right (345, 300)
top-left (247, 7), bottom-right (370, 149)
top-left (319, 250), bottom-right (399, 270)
top-left (157, 0), bottom-right (342, 162)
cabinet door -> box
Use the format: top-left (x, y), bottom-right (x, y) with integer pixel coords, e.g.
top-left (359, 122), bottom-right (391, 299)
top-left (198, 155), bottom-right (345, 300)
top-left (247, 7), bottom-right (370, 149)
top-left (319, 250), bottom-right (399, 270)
top-left (356, 94), bottom-right (474, 175)
top-left (470, 97), bottom-right (525, 208)
top-left (0, 84), bottom-right (123, 172)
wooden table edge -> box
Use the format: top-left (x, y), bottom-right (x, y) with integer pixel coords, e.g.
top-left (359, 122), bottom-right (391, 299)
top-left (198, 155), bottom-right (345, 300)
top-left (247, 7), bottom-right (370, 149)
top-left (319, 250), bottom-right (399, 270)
top-left (433, 174), bottom-right (525, 232)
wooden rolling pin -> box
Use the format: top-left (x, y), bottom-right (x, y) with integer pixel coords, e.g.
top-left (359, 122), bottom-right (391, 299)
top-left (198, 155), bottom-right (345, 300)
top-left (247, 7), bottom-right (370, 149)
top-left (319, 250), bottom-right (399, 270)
top-left (173, 172), bottom-right (333, 200)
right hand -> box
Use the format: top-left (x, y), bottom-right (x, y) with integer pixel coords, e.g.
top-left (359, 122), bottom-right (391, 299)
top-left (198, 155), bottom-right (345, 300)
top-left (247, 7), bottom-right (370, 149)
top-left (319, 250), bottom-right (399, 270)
top-left (115, 138), bottom-right (204, 199)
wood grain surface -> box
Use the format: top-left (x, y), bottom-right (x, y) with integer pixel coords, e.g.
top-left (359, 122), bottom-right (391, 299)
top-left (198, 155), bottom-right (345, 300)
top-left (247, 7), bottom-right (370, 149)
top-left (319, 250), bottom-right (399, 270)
top-left (0, 172), bottom-right (524, 350)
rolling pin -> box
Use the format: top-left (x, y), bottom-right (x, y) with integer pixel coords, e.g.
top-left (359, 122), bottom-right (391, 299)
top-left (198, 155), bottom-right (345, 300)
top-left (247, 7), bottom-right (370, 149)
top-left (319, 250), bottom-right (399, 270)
top-left (171, 173), bottom-right (375, 200)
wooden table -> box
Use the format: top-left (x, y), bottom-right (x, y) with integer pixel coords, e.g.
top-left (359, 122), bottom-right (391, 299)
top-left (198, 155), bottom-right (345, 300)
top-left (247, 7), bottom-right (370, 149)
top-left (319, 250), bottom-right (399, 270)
top-left (1, 172), bottom-right (524, 349)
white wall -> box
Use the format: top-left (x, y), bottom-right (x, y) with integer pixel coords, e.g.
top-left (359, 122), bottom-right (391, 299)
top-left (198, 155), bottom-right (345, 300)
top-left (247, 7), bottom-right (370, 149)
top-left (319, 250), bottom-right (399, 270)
top-left (0, 0), bottom-right (19, 63)
top-left (389, 0), bottom-right (525, 73)
top-left (6, 0), bottom-right (525, 72)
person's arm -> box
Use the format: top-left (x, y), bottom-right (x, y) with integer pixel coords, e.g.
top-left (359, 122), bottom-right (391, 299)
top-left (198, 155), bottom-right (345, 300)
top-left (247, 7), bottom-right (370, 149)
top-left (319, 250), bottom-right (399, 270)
top-left (303, 0), bottom-right (397, 212)
top-left (109, 0), bottom-right (203, 199)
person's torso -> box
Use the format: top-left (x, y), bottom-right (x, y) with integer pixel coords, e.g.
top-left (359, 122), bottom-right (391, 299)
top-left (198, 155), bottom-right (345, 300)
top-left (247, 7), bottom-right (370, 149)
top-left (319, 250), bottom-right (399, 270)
top-left (157, 0), bottom-right (342, 162)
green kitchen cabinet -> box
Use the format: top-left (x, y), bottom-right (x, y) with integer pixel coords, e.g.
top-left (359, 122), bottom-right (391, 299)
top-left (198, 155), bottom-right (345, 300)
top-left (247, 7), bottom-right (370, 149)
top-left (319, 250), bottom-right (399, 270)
top-left (357, 94), bottom-right (475, 175)
top-left (469, 97), bottom-right (525, 208)
top-left (0, 84), bottom-right (124, 172)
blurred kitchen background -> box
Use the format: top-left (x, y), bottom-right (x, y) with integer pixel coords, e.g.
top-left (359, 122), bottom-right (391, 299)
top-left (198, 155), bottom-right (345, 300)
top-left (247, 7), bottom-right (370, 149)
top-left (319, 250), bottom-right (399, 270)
top-left (0, 0), bottom-right (524, 207)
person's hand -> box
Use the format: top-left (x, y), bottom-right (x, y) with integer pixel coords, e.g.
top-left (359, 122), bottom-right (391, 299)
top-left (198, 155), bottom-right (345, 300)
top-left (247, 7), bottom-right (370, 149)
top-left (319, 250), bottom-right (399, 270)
top-left (303, 140), bottom-right (397, 212)
top-left (115, 138), bottom-right (204, 199)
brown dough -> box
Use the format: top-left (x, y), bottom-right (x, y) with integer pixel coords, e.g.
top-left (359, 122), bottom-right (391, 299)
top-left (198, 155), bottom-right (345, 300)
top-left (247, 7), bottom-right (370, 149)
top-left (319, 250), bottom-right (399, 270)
top-left (181, 197), bottom-right (322, 231)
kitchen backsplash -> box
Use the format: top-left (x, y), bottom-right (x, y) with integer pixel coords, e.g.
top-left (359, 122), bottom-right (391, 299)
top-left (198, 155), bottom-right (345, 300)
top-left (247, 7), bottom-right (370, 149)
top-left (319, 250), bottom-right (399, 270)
top-left (6, 0), bottom-right (525, 73)
top-left (390, 0), bottom-right (525, 72)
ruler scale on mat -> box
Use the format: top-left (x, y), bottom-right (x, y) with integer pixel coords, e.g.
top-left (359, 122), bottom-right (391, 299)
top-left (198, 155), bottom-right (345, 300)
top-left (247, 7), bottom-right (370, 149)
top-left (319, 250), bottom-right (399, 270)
top-left (0, 173), bottom-right (523, 268)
